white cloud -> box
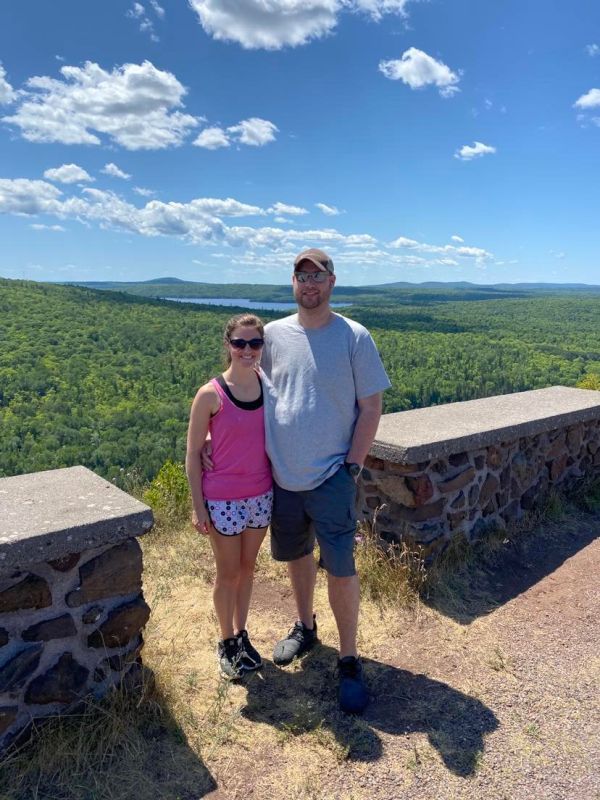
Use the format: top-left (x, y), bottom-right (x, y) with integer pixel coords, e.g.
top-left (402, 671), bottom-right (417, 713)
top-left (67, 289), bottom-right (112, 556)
top-left (0, 64), bottom-right (16, 104)
top-left (585, 44), bottom-right (600, 57)
top-left (389, 236), bottom-right (419, 248)
top-left (2, 60), bottom-right (199, 150)
top-left (188, 0), bottom-right (340, 50)
top-left (129, 2), bottom-right (145, 18)
top-left (30, 223), bottom-right (65, 232)
top-left (133, 186), bottom-right (156, 197)
top-left (574, 88), bottom-right (600, 109)
top-left (451, 234), bottom-right (464, 243)
top-left (188, 0), bottom-right (412, 50)
top-left (437, 257), bottom-right (458, 266)
top-left (0, 176), bottom-right (495, 270)
top-left (269, 202), bottom-right (308, 216)
top-left (454, 141), bottom-right (496, 160)
top-left (193, 126), bottom-right (231, 149)
top-left (102, 162), bottom-right (132, 180)
top-left (228, 117), bottom-right (278, 146)
top-left (149, 0), bottom-right (165, 18)
top-left (44, 163), bottom-right (94, 184)
top-left (379, 48), bottom-right (461, 98)
top-left (389, 234), bottom-right (492, 261)
top-left (0, 178), bottom-right (63, 215)
top-left (193, 118), bottom-right (278, 149)
top-left (316, 202), bottom-right (340, 216)
top-left (351, 0), bottom-right (411, 21)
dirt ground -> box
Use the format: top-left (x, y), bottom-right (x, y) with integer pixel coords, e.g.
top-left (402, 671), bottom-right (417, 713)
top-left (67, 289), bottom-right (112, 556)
top-left (138, 510), bottom-right (600, 800)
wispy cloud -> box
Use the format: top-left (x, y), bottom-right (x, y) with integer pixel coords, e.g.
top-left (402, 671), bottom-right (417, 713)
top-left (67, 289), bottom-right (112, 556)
top-left (454, 141), bottom-right (496, 160)
top-left (188, 0), bottom-right (413, 51)
top-left (585, 43), bottom-right (600, 57)
top-left (379, 48), bottom-right (461, 98)
top-left (127, 2), bottom-right (163, 42)
top-left (0, 64), bottom-right (15, 104)
top-left (44, 163), bottom-right (94, 184)
top-left (133, 186), bottom-right (156, 197)
top-left (269, 202), bottom-right (308, 216)
top-left (316, 202), bottom-right (341, 216)
top-left (30, 223), bottom-right (65, 232)
top-left (102, 163), bottom-right (132, 180)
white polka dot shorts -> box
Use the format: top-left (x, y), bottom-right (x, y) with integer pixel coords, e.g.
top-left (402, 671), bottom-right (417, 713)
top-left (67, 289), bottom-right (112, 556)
top-left (206, 489), bottom-right (273, 536)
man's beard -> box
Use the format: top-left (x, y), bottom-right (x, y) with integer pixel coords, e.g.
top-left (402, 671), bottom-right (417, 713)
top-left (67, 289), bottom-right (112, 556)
top-left (295, 287), bottom-right (331, 309)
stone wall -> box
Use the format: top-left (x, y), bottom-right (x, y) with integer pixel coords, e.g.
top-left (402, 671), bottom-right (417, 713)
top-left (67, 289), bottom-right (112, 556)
top-left (358, 386), bottom-right (600, 557)
top-left (0, 466), bottom-right (153, 751)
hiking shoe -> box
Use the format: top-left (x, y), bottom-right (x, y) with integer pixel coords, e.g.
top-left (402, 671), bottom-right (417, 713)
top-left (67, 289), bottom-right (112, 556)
top-left (217, 637), bottom-right (244, 680)
top-left (338, 656), bottom-right (369, 714)
top-left (237, 629), bottom-right (263, 671)
top-left (273, 615), bottom-right (318, 666)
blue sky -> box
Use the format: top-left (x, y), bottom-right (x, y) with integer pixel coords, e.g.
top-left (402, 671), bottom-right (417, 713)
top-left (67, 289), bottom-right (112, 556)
top-left (1, 0), bottom-right (599, 286)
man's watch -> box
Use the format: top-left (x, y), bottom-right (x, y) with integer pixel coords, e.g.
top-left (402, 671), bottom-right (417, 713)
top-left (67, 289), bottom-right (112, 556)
top-left (344, 461), bottom-right (363, 480)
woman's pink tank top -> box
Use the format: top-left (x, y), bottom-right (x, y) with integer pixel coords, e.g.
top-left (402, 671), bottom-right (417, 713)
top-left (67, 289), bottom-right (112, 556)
top-left (202, 376), bottom-right (272, 501)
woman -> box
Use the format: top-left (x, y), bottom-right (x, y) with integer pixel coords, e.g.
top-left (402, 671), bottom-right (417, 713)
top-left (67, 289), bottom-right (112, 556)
top-left (186, 314), bottom-right (272, 680)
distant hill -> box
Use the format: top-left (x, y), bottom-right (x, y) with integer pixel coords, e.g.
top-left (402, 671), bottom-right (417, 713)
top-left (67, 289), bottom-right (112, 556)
top-left (63, 277), bottom-right (600, 307)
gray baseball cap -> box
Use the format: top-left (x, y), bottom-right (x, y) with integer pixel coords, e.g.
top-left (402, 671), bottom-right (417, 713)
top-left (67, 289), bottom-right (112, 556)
top-left (294, 248), bottom-right (334, 274)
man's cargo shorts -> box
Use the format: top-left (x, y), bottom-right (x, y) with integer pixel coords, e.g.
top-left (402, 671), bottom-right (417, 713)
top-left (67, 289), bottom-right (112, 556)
top-left (270, 463), bottom-right (358, 578)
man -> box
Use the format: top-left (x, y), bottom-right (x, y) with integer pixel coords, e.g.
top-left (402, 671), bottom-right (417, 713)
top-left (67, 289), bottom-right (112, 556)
top-left (260, 248), bottom-right (390, 714)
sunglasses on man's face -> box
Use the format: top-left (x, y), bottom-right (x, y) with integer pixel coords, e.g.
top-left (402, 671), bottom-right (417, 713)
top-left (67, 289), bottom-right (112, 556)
top-left (228, 337), bottom-right (265, 351)
top-left (294, 271), bottom-right (329, 284)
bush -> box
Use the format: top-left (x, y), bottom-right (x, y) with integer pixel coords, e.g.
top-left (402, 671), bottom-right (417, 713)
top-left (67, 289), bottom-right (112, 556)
top-left (576, 373), bottom-right (600, 390)
top-left (143, 460), bottom-right (190, 522)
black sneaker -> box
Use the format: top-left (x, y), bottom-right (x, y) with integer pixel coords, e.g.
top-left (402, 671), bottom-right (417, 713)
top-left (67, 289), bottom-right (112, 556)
top-left (273, 615), bottom-right (318, 666)
top-left (338, 656), bottom-right (369, 714)
top-left (237, 629), bottom-right (263, 671)
top-left (217, 637), bottom-right (244, 680)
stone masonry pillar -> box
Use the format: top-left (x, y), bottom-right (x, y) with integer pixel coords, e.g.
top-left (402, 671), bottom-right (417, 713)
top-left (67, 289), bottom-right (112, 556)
top-left (0, 466), bottom-right (153, 752)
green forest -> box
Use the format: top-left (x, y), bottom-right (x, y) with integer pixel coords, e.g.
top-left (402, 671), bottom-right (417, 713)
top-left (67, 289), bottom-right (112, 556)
top-left (1, 277), bottom-right (599, 484)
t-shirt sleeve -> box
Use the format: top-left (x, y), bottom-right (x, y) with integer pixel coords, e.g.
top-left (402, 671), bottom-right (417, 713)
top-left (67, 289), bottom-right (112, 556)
top-left (260, 331), bottom-right (273, 378)
top-left (352, 329), bottom-right (392, 400)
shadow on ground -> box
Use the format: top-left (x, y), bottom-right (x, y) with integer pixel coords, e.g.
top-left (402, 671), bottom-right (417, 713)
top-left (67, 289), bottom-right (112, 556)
top-left (0, 666), bottom-right (217, 800)
top-left (241, 645), bottom-right (497, 777)
top-left (424, 511), bottom-right (600, 625)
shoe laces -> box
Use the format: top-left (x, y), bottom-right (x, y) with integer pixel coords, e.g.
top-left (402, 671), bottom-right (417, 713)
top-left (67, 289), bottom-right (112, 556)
top-left (287, 621), bottom-right (310, 643)
top-left (222, 637), bottom-right (240, 659)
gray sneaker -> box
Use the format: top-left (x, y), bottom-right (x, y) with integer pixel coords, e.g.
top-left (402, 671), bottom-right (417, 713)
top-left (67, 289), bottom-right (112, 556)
top-left (273, 615), bottom-right (318, 666)
top-left (217, 637), bottom-right (244, 680)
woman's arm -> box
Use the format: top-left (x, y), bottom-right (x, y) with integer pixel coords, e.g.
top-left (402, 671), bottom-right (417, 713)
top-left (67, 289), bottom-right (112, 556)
top-left (186, 384), bottom-right (220, 534)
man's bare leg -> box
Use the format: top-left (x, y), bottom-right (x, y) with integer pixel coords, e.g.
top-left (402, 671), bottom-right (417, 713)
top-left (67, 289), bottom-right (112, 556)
top-left (288, 553), bottom-right (317, 628)
top-left (327, 573), bottom-right (360, 658)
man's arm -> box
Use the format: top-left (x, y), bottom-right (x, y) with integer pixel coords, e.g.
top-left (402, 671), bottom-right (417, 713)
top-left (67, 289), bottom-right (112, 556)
top-left (346, 392), bottom-right (383, 466)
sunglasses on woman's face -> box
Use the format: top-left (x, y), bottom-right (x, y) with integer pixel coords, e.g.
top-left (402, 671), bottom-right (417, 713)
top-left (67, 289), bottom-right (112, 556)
top-left (228, 337), bottom-right (265, 351)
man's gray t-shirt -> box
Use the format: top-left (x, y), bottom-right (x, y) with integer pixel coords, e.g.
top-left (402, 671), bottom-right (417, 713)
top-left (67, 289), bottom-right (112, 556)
top-left (260, 313), bottom-right (391, 492)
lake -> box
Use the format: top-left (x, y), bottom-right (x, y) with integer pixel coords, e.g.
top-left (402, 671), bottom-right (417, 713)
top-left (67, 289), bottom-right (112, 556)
top-left (164, 297), bottom-right (351, 311)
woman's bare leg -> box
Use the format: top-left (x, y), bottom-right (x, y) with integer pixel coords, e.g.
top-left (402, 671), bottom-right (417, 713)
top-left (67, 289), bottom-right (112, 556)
top-left (234, 526), bottom-right (267, 633)
top-left (209, 527), bottom-right (242, 640)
